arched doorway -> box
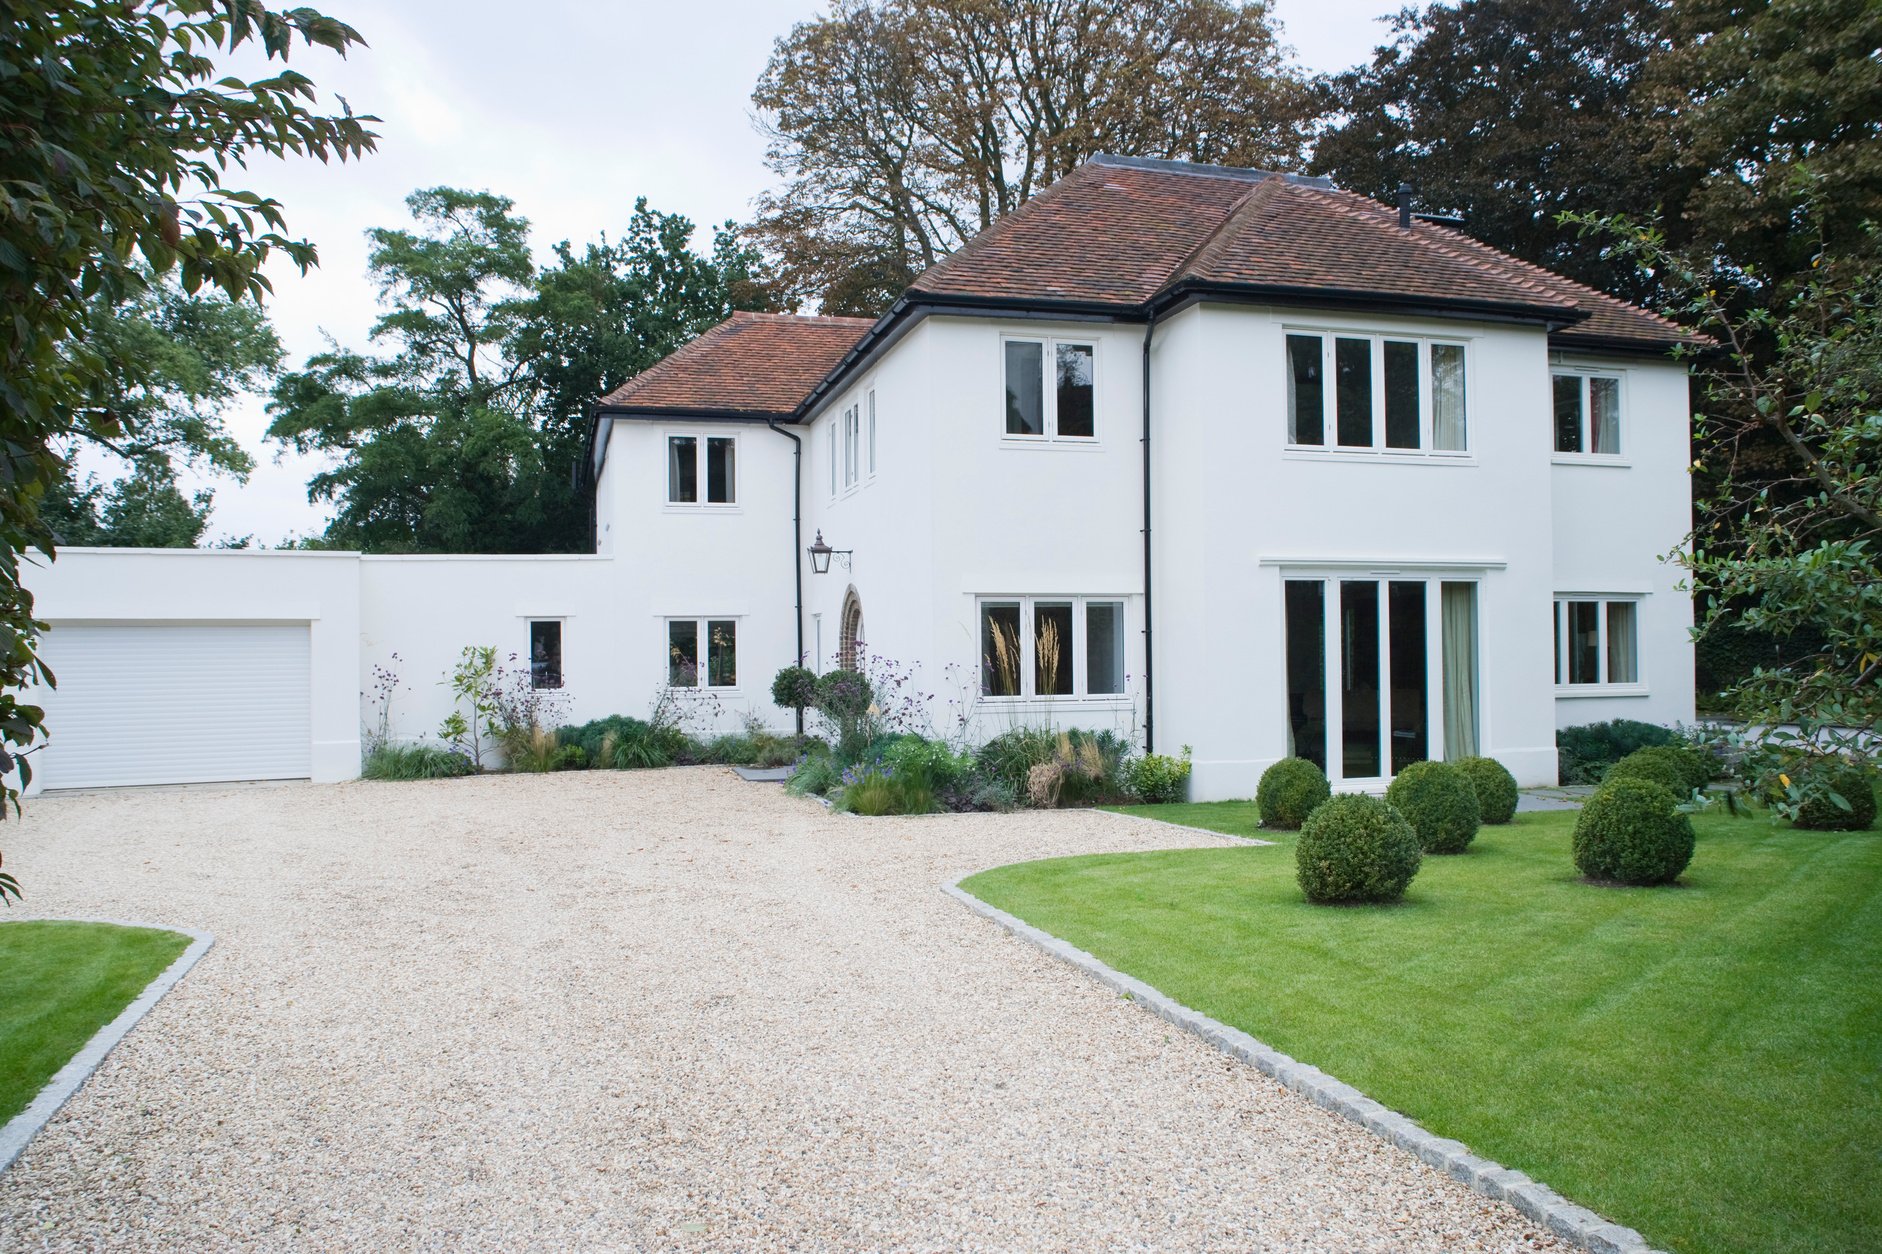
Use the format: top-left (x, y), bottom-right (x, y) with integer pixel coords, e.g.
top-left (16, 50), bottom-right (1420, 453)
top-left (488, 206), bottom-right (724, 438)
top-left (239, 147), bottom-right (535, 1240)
top-left (838, 588), bottom-right (865, 670)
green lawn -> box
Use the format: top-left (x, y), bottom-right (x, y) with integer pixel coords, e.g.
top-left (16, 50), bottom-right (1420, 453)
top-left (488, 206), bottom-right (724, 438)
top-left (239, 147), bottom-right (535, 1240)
top-left (963, 804), bottom-right (1882, 1254)
top-left (0, 921), bottom-right (192, 1124)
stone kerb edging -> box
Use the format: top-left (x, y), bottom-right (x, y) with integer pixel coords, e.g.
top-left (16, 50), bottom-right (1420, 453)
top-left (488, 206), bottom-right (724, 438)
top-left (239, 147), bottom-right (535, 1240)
top-left (0, 920), bottom-right (215, 1174)
top-left (943, 880), bottom-right (1664, 1254)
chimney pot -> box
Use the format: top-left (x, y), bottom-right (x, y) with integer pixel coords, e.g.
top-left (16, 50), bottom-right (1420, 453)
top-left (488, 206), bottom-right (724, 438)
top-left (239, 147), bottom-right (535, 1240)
top-left (1397, 183), bottom-right (1414, 229)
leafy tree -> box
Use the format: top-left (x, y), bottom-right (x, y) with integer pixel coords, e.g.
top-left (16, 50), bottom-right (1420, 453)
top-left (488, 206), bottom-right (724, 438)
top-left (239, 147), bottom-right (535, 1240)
top-left (1311, 0), bottom-right (1671, 302)
top-left (43, 463), bottom-right (215, 549)
top-left (0, 2), bottom-right (375, 822)
top-left (751, 0), bottom-right (1315, 313)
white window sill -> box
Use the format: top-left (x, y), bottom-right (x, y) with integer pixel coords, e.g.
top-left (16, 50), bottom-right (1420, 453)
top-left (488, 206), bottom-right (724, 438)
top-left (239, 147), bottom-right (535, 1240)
top-left (974, 694), bottom-right (1134, 708)
top-left (1000, 434), bottom-right (1102, 449)
top-left (1552, 454), bottom-right (1630, 468)
top-left (1284, 447), bottom-right (1475, 467)
top-left (663, 503), bottom-right (741, 514)
top-left (1555, 684), bottom-right (1650, 699)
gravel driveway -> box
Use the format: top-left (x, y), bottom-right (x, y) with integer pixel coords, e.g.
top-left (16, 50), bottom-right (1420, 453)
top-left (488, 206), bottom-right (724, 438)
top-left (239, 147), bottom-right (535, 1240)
top-left (1, 769), bottom-right (1564, 1252)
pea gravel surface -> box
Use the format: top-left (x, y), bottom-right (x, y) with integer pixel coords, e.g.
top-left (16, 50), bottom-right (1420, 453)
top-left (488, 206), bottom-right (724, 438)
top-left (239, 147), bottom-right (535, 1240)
top-left (1, 769), bottom-right (1567, 1252)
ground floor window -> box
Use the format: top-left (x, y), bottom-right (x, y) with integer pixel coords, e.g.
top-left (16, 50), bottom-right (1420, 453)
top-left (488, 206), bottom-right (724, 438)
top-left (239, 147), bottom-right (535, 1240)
top-left (1555, 597), bottom-right (1639, 686)
top-left (669, 618), bottom-right (737, 688)
top-left (1284, 575), bottom-right (1477, 783)
top-left (979, 596), bottom-right (1127, 698)
top-left (529, 620), bottom-right (563, 689)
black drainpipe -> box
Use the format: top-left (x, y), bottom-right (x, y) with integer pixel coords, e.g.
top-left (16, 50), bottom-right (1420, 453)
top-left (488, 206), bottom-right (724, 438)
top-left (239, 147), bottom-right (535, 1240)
top-left (766, 417), bottom-right (806, 736)
top-left (1141, 309), bottom-right (1158, 754)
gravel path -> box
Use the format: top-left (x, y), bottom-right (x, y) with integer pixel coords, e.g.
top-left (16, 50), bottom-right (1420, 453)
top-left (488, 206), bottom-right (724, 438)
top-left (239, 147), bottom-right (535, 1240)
top-left (1, 770), bottom-right (1566, 1252)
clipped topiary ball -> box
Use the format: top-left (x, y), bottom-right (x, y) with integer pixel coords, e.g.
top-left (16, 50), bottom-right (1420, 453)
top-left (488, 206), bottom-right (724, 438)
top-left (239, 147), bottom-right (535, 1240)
top-left (1455, 756), bottom-right (1519, 825)
top-left (1573, 777), bottom-right (1695, 885)
top-left (1793, 761), bottom-right (1878, 831)
top-left (1296, 794), bottom-right (1423, 904)
top-left (1384, 760), bottom-right (1481, 853)
top-left (1256, 756), bottom-right (1331, 830)
top-left (1604, 744), bottom-right (1709, 798)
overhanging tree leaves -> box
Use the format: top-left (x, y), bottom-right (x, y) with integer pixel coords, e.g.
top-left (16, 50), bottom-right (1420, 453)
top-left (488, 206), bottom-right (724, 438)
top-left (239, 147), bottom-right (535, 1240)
top-left (0, 1), bottom-right (376, 834)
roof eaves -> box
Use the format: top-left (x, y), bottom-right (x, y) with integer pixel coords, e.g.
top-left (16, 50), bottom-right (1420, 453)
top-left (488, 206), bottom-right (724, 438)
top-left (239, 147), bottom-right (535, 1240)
top-left (1151, 278), bottom-right (1587, 328)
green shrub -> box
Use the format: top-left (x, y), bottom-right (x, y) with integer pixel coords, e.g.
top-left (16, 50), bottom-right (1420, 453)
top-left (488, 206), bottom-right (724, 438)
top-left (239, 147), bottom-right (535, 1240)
top-left (962, 771), bottom-right (1019, 811)
top-left (1127, 745), bottom-right (1193, 805)
top-left (1455, 756), bottom-right (1519, 825)
top-left (1295, 794), bottom-right (1423, 904)
top-left (1384, 760), bottom-right (1481, 853)
top-left (697, 733), bottom-right (758, 765)
top-left (835, 764), bottom-right (936, 816)
top-left (554, 744), bottom-right (588, 770)
top-left (612, 722), bottom-right (686, 769)
top-left (1557, 719), bottom-right (1676, 784)
top-left (1255, 757), bottom-right (1330, 829)
top-left (747, 731), bottom-right (802, 769)
top-left (1573, 777), bottom-right (1696, 885)
top-left (813, 668), bottom-right (873, 718)
top-left (1604, 745), bottom-right (1709, 799)
top-left (771, 664), bottom-right (818, 713)
top-left (560, 715), bottom-right (652, 766)
top-left (1792, 759), bottom-right (1878, 831)
top-left (882, 735), bottom-right (973, 793)
top-left (362, 743), bottom-right (476, 780)
top-left (976, 727), bottom-right (1059, 794)
top-left (787, 749), bottom-right (839, 797)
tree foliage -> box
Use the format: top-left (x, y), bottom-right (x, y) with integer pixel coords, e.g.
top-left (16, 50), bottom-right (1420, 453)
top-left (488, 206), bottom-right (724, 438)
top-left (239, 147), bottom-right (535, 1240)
top-left (750, 0), bottom-right (1315, 313)
top-left (0, 1), bottom-right (375, 817)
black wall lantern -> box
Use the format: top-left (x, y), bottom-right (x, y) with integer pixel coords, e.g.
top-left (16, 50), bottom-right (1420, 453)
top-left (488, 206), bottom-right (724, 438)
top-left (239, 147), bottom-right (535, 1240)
top-left (807, 530), bottom-right (851, 574)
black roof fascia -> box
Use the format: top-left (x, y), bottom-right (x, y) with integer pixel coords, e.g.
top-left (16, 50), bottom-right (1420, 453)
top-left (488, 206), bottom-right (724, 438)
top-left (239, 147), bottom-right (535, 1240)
top-left (1148, 278), bottom-right (1587, 331)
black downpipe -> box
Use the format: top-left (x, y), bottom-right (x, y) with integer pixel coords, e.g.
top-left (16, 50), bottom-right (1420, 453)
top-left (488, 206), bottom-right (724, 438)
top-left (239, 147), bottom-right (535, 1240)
top-left (1141, 310), bottom-right (1157, 754)
top-left (766, 417), bottom-right (806, 736)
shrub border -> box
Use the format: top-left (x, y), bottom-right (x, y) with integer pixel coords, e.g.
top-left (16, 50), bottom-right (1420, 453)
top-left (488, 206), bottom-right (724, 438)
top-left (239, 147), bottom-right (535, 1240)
top-left (0, 919), bottom-right (214, 1175)
top-left (942, 879), bottom-right (1663, 1254)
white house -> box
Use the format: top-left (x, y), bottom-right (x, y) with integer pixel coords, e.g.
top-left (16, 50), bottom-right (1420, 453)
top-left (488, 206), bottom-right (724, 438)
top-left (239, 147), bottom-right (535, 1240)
top-left (23, 155), bottom-right (1698, 800)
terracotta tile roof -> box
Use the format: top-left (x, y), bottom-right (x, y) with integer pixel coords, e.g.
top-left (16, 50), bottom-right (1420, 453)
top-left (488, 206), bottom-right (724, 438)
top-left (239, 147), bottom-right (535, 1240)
top-left (595, 312), bottom-right (873, 416)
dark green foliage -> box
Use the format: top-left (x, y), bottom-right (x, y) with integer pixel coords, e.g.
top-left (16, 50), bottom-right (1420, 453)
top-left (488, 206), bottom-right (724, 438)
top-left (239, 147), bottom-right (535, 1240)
top-left (362, 743), bottom-right (476, 780)
top-left (1127, 746), bottom-right (1192, 805)
top-left (1295, 794), bottom-right (1423, 904)
top-left (835, 767), bottom-right (936, 816)
top-left (1605, 745), bottom-right (1710, 799)
top-left (559, 715), bottom-right (652, 766)
top-left (813, 669), bottom-right (873, 718)
top-left (697, 734), bottom-right (758, 765)
top-left (1384, 760), bottom-right (1482, 853)
top-left (554, 744), bottom-right (587, 770)
top-left (771, 665), bottom-right (818, 712)
top-left (1455, 756), bottom-right (1520, 825)
top-left (786, 748), bottom-right (839, 797)
top-left (1557, 719), bottom-right (1677, 785)
top-left (1255, 757), bottom-right (1331, 829)
top-left (1574, 778), bottom-right (1696, 885)
top-left (614, 723), bottom-right (687, 770)
top-left (882, 735), bottom-right (973, 794)
top-left (1792, 760), bottom-right (1878, 832)
top-left (975, 728), bottom-right (1059, 795)
top-left (43, 461), bottom-right (215, 548)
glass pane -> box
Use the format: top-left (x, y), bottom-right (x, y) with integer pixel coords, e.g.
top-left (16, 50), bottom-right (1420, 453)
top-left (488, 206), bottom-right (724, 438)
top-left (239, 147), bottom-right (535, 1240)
top-left (1432, 343), bottom-right (1467, 450)
top-left (867, 390), bottom-right (877, 472)
top-left (1591, 377), bottom-right (1621, 454)
top-left (1606, 602), bottom-right (1638, 683)
top-left (1086, 601), bottom-right (1124, 695)
top-left (1034, 602), bottom-right (1074, 696)
top-left (981, 603), bottom-right (1022, 696)
top-left (828, 424), bottom-right (836, 494)
top-left (1056, 343), bottom-right (1095, 437)
top-left (1336, 337), bottom-right (1373, 447)
top-left (1553, 375), bottom-right (1584, 453)
top-left (706, 619), bottom-right (737, 688)
top-left (1384, 340), bottom-right (1420, 448)
top-left (1341, 580), bottom-right (1382, 778)
top-left (706, 437), bottom-right (735, 503)
top-left (668, 436), bottom-right (697, 503)
top-left (1441, 582), bottom-right (1479, 758)
top-left (529, 620), bottom-right (562, 690)
top-left (1286, 334), bottom-right (1324, 445)
top-left (1568, 601), bottom-right (1600, 684)
top-left (1004, 341), bottom-right (1044, 435)
top-left (1285, 581), bottom-right (1326, 770)
top-left (1389, 581), bottom-right (1427, 773)
top-left (668, 620), bottom-right (699, 687)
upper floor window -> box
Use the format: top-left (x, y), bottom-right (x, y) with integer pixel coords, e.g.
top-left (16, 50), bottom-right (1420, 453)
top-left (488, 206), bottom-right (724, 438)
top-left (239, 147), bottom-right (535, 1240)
top-left (843, 402), bottom-right (861, 488)
top-left (1553, 373), bottom-right (1622, 456)
top-left (867, 388), bottom-right (878, 476)
top-left (669, 434), bottom-right (735, 505)
top-left (669, 618), bottom-right (737, 689)
top-left (979, 596), bottom-right (1126, 698)
top-left (1286, 333), bottom-right (1467, 453)
top-left (1005, 339), bottom-right (1095, 439)
top-left (1555, 597), bottom-right (1639, 686)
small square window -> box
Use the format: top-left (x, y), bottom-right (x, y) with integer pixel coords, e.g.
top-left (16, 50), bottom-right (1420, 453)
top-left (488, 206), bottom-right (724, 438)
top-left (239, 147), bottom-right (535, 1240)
top-left (529, 621), bottom-right (562, 690)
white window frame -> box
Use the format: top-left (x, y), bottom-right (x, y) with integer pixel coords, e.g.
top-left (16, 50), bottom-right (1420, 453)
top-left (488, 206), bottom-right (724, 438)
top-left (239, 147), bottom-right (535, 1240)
top-left (1551, 369), bottom-right (1627, 462)
top-left (827, 419), bottom-right (837, 499)
top-left (666, 616), bottom-right (740, 691)
top-left (976, 595), bottom-right (1129, 701)
top-left (1554, 596), bottom-right (1646, 693)
top-left (842, 401), bottom-right (861, 490)
top-left (526, 617), bottom-right (565, 691)
top-left (1282, 329), bottom-right (1472, 458)
top-left (1001, 336), bottom-right (1099, 443)
top-left (866, 387), bottom-right (878, 478)
top-left (665, 431), bottom-right (739, 508)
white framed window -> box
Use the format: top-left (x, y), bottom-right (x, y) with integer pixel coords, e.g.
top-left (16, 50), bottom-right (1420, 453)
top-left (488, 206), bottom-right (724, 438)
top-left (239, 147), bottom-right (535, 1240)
top-left (667, 434), bottom-right (737, 505)
top-left (866, 388), bottom-right (877, 477)
top-left (1553, 372), bottom-right (1623, 456)
top-left (842, 402), bottom-right (861, 489)
top-left (827, 420), bottom-right (837, 498)
top-left (978, 596), bottom-right (1127, 699)
top-left (1003, 338), bottom-right (1096, 440)
top-left (528, 620), bottom-right (563, 690)
top-left (668, 618), bottom-right (738, 689)
top-left (1285, 331), bottom-right (1468, 453)
top-left (1555, 597), bottom-right (1641, 687)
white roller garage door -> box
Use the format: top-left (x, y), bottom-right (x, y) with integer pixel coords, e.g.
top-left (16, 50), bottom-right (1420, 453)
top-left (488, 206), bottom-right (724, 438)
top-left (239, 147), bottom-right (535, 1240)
top-left (39, 623), bottom-right (313, 788)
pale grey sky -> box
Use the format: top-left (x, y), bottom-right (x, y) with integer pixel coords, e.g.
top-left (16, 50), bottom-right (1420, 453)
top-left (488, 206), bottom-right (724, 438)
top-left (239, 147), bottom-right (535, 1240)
top-left (178, 0), bottom-right (1404, 544)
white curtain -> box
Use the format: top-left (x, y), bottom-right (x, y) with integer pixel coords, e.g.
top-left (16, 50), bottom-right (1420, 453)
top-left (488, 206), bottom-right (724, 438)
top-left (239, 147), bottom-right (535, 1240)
top-left (1441, 582), bottom-right (1478, 759)
top-left (1606, 601), bottom-right (1638, 683)
top-left (1432, 344), bottom-right (1467, 450)
top-left (1591, 378), bottom-right (1621, 454)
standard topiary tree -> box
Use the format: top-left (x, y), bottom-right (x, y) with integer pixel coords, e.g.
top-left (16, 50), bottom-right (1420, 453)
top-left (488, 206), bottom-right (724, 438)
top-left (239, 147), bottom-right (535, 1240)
top-left (1256, 756), bottom-right (1331, 829)
top-left (1573, 778), bottom-right (1696, 885)
top-left (1793, 761), bottom-right (1878, 831)
top-left (1383, 760), bottom-right (1481, 853)
top-left (1296, 794), bottom-right (1423, 904)
top-left (1605, 744), bottom-right (1711, 798)
top-left (1455, 756), bottom-right (1519, 824)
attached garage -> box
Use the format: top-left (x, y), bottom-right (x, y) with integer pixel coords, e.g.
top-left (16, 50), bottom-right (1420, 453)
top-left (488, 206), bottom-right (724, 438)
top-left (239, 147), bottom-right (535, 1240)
top-left (38, 623), bottom-right (313, 789)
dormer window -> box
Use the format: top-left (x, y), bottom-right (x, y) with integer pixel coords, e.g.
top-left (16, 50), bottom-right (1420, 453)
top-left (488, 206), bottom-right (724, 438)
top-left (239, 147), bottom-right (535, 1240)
top-left (1286, 332), bottom-right (1467, 453)
top-left (1004, 339), bottom-right (1096, 439)
top-left (668, 434), bottom-right (735, 505)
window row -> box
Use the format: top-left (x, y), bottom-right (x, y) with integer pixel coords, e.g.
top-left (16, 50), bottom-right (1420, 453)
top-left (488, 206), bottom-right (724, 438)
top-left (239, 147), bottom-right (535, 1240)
top-left (1005, 339), bottom-right (1095, 439)
top-left (1554, 598), bottom-right (1639, 686)
top-left (1286, 333), bottom-right (1467, 453)
top-left (979, 597), bottom-right (1126, 698)
top-left (830, 388), bottom-right (878, 496)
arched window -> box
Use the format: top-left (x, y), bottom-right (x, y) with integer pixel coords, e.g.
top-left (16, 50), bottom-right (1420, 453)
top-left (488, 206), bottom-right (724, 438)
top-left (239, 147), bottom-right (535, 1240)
top-left (838, 588), bottom-right (865, 671)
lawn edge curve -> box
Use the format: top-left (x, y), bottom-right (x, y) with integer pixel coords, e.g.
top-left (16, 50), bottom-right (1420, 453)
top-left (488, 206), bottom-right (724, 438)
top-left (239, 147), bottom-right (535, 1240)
top-left (0, 919), bottom-right (214, 1174)
top-left (942, 878), bottom-right (1665, 1254)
